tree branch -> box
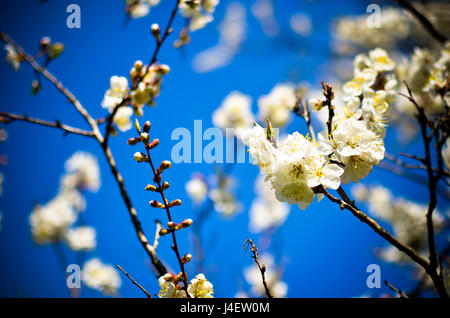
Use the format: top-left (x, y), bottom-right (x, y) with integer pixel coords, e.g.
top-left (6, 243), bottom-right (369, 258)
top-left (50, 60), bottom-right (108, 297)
top-left (0, 111), bottom-right (95, 137)
top-left (116, 265), bottom-right (152, 298)
top-left (244, 238), bottom-right (273, 298)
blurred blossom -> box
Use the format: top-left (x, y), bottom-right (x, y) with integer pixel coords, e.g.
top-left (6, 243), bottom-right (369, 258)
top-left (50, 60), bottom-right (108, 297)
top-left (193, 2), bottom-right (246, 73)
top-left (249, 175), bottom-right (290, 233)
top-left (125, 0), bottom-right (160, 19)
top-left (65, 226), bottom-right (97, 251)
top-left (185, 173), bottom-right (208, 204)
top-left (29, 152), bottom-right (100, 245)
top-left (209, 174), bottom-right (242, 217)
top-left (4, 44), bottom-right (21, 71)
top-left (289, 13), bottom-right (312, 37)
top-left (353, 184), bottom-right (445, 264)
top-left (251, 0), bottom-right (279, 37)
top-left (243, 253), bottom-right (287, 297)
top-left (212, 91), bottom-right (254, 131)
top-left (179, 0), bottom-right (220, 32)
top-left (82, 258), bottom-right (121, 296)
top-left (257, 83), bottom-right (297, 128)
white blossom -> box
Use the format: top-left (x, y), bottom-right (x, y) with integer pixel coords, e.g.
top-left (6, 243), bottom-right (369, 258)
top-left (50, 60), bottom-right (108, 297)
top-left (257, 83), bottom-right (297, 127)
top-left (185, 174), bottom-right (208, 204)
top-left (82, 258), bottom-right (121, 296)
top-left (64, 151), bottom-right (101, 192)
top-left (213, 91), bottom-right (254, 130)
top-left (65, 226), bottom-right (96, 251)
top-left (101, 76), bottom-right (129, 111)
top-left (4, 44), bottom-right (21, 71)
top-left (187, 273), bottom-right (214, 298)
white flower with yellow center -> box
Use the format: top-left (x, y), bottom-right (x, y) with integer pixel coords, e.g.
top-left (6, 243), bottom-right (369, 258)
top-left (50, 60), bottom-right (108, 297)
top-left (158, 274), bottom-right (187, 298)
top-left (187, 274), bottom-right (214, 298)
top-left (101, 76), bottom-right (129, 111)
top-left (113, 106), bottom-right (134, 132)
top-left (242, 125), bottom-right (276, 174)
top-left (368, 48), bottom-right (395, 72)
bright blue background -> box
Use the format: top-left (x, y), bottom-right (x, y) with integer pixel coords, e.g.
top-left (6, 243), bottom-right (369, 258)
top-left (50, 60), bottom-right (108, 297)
top-left (0, 0), bottom-right (446, 298)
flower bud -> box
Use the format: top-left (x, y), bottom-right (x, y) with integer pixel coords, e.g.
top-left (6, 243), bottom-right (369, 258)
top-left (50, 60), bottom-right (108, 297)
top-left (140, 132), bottom-right (149, 144)
top-left (133, 152), bottom-right (147, 162)
top-left (157, 64), bottom-right (171, 75)
top-left (48, 43), bottom-right (64, 59)
top-left (157, 160), bottom-right (172, 173)
top-left (161, 181), bottom-right (170, 191)
top-left (151, 23), bottom-right (160, 40)
top-left (39, 36), bottom-right (51, 52)
top-left (127, 137), bottom-right (141, 145)
top-left (143, 121), bottom-right (151, 133)
top-left (181, 253), bottom-right (192, 264)
top-left (134, 118), bottom-right (141, 132)
top-left (163, 273), bottom-right (176, 281)
top-left (159, 228), bottom-right (171, 236)
top-left (149, 138), bottom-right (160, 149)
top-left (150, 200), bottom-right (165, 209)
top-left (145, 184), bottom-right (158, 192)
top-left (168, 199), bottom-right (182, 208)
top-left (134, 60), bottom-right (143, 71)
top-left (178, 218), bottom-right (193, 229)
top-left (167, 221), bottom-right (176, 229)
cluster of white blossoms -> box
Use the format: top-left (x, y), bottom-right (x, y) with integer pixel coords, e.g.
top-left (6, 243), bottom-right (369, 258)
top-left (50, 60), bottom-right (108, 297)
top-left (4, 44), bottom-right (22, 71)
top-left (352, 184), bottom-right (445, 264)
top-left (179, 0), bottom-right (220, 32)
top-left (29, 152), bottom-right (99, 248)
top-left (241, 48), bottom-right (396, 209)
top-left (158, 273), bottom-right (214, 298)
top-left (243, 253), bottom-right (287, 297)
top-left (333, 8), bottom-right (410, 52)
top-left (249, 175), bottom-right (290, 233)
top-left (101, 62), bottom-right (170, 132)
top-left (125, 0), bottom-right (160, 19)
top-left (81, 258), bottom-right (122, 296)
top-left (257, 83), bottom-right (297, 128)
top-left (395, 43), bottom-right (450, 117)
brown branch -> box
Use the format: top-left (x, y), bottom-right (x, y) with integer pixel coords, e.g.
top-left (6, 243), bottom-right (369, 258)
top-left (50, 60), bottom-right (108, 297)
top-left (400, 84), bottom-right (448, 298)
top-left (395, 0), bottom-right (447, 45)
top-left (322, 82), bottom-right (335, 136)
top-left (316, 185), bottom-right (431, 273)
top-left (0, 32), bottom-right (168, 277)
top-left (384, 280), bottom-right (409, 298)
top-left (102, 0), bottom-right (180, 147)
top-left (293, 92), bottom-right (315, 140)
top-left (385, 152), bottom-right (450, 179)
top-left (0, 111), bottom-right (95, 137)
top-left (244, 238), bottom-right (273, 298)
top-left (116, 265), bottom-right (152, 298)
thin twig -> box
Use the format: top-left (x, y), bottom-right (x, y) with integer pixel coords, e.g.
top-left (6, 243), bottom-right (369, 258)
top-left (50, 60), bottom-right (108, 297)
top-left (102, 0), bottom-right (180, 147)
top-left (0, 111), bottom-right (95, 137)
top-left (395, 0), bottom-right (447, 44)
top-left (116, 265), bottom-right (152, 298)
top-left (244, 239), bottom-right (273, 298)
top-left (384, 280), bottom-right (409, 298)
top-left (0, 31), bottom-right (168, 277)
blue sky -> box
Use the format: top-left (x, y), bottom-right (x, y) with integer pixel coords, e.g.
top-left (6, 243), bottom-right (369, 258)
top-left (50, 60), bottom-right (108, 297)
top-left (0, 0), bottom-right (445, 298)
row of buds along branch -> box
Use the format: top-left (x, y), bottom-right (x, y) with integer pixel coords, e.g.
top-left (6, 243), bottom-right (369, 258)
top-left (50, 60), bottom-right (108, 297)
top-left (128, 118), bottom-right (191, 296)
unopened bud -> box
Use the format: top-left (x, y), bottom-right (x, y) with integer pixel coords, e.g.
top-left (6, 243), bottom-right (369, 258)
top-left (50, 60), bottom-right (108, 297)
top-left (158, 64), bottom-right (171, 75)
top-left (127, 137), bottom-right (141, 145)
top-left (168, 199), bottom-right (182, 208)
top-left (134, 60), bottom-right (143, 71)
top-left (134, 118), bottom-right (141, 132)
top-left (39, 36), bottom-right (51, 52)
top-left (157, 160), bottom-right (172, 173)
top-left (161, 181), bottom-right (170, 191)
top-left (140, 132), bottom-right (149, 144)
top-left (143, 121), bottom-right (151, 133)
top-left (145, 184), bottom-right (158, 192)
top-left (149, 138), bottom-right (160, 149)
top-left (150, 200), bottom-right (165, 209)
top-left (133, 152), bottom-right (147, 162)
top-left (178, 218), bottom-right (193, 229)
top-left (159, 228), bottom-right (170, 236)
top-left (167, 221), bottom-right (176, 229)
top-left (163, 273), bottom-right (176, 281)
top-left (181, 253), bottom-right (192, 264)
top-left (176, 272), bottom-right (185, 282)
top-left (151, 23), bottom-right (161, 40)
